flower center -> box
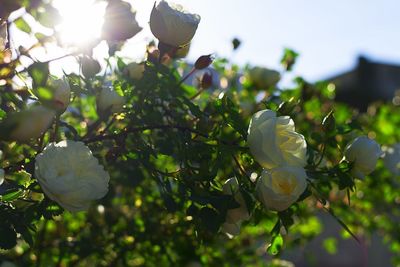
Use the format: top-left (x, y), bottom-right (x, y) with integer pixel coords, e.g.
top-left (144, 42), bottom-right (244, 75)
top-left (277, 180), bottom-right (294, 195)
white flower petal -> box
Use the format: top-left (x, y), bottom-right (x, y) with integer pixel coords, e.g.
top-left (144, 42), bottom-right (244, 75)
top-left (35, 140), bottom-right (110, 212)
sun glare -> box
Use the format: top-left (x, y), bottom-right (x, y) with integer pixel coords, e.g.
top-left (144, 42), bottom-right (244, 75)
top-left (53, 0), bottom-right (106, 46)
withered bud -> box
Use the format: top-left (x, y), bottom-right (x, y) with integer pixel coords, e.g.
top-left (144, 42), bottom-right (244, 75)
top-left (200, 72), bottom-right (213, 89)
top-left (194, 54), bottom-right (213, 70)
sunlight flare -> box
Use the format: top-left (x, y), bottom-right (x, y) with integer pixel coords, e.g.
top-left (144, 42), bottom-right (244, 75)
top-left (53, 0), bottom-right (106, 46)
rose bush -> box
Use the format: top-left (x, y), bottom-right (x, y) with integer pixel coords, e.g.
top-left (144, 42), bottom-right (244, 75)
top-left (0, 1), bottom-right (399, 266)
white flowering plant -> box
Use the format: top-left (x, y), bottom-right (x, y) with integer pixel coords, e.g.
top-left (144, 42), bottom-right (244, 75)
top-left (0, 1), bottom-right (399, 266)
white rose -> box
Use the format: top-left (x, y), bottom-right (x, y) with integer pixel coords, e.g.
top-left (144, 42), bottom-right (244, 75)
top-left (150, 1), bottom-right (201, 47)
top-left (35, 140), bottom-right (110, 212)
top-left (0, 105), bottom-right (55, 142)
top-left (124, 62), bottom-right (145, 80)
top-left (256, 166), bottom-right (307, 211)
top-left (97, 87), bottom-right (125, 115)
top-left (383, 143), bottom-right (400, 176)
top-left (248, 67), bottom-right (281, 89)
top-left (48, 78), bottom-right (71, 113)
top-left (247, 109), bottom-right (307, 169)
top-left (220, 177), bottom-right (250, 236)
top-left (345, 136), bottom-right (382, 179)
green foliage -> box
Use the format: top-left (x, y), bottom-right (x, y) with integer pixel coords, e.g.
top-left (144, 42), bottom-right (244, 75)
top-left (0, 1), bottom-right (399, 266)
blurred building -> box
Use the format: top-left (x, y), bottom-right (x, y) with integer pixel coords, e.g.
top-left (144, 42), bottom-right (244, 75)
top-left (328, 56), bottom-right (400, 111)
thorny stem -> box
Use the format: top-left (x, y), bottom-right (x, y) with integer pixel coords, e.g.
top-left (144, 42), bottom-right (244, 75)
top-left (178, 68), bottom-right (196, 86)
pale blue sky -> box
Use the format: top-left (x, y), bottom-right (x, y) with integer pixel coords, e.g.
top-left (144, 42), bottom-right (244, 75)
top-left (164, 0), bottom-right (400, 81)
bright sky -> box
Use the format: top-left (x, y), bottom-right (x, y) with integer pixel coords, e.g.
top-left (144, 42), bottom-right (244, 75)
top-left (174, 0), bottom-right (400, 81)
top-left (20, 0), bottom-right (400, 81)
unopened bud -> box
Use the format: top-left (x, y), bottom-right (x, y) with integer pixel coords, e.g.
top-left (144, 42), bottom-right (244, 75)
top-left (146, 47), bottom-right (160, 64)
top-left (48, 78), bottom-right (71, 113)
top-left (200, 72), bottom-right (213, 89)
top-left (81, 56), bottom-right (101, 78)
top-left (322, 111), bottom-right (336, 134)
top-left (102, 0), bottom-right (142, 41)
top-left (194, 54), bottom-right (213, 70)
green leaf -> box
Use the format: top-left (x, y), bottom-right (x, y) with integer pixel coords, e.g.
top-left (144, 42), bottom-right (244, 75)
top-left (181, 96), bottom-right (203, 118)
top-left (199, 207), bottom-right (223, 233)
top-left (215, 96), bottom-right (247, 138)
top-left (14, 224), bottom-right (34, 246)
top-left (0, 225), bottom-right (17, 249)
top-left (36, 86), bottom-right (53, 101)
top-left (14, 17), bottom-right (32, 34)
top-left (28, 62), bottom-right (49, 87)
top-left (0, 188), bottom-right (23, 201)
top-left (117, 57), bottom-right (127, 72)
top-left (281, 48), bottom-right (299, 71)
top-left (267, 233), bottom-right (283, 255)
top-left (232, 38), bottom-right (241, 50)
top-left (0, 108), bottom-right (6, 119)
top-left (36, 4), bottom-right (61, 28)
top-left (278, 210), bottom-right (294, 231)
top-left (322, 110), bottom-right (336, 134)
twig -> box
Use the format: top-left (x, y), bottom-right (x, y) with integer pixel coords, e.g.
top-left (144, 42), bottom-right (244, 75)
top-left (84, 124), bottom-right (209, 143)
top-left (232, 155), bottom-right (251, 181)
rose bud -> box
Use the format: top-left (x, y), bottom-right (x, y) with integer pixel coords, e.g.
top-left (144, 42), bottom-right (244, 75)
top-left (102, 0), bottom-right (142, 41)
top-left (150, 1), bottom-right (201, 48)
top-left (81, 56), bottom-right (101, 78)
top-left (345, 136), bottom-right (382, 179)
top-left (48, 78), bottom-right (71, 113)
top-left (194, 54), bottom-right (213, 70)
